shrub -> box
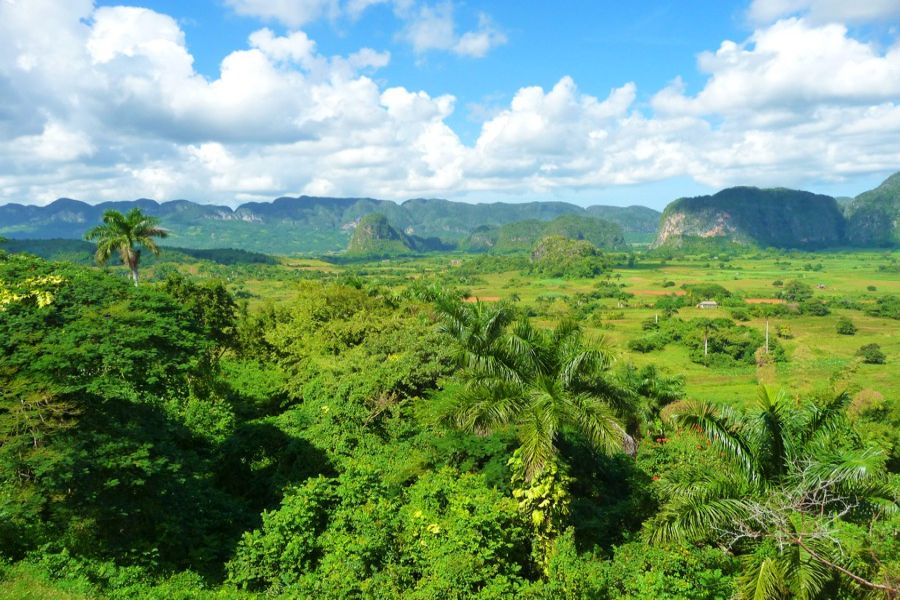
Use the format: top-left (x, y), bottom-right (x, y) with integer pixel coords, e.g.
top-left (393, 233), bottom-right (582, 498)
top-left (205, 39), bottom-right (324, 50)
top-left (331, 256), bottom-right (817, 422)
top-left (662, 281), bottom-right (675, 288)
top-left (775, 324), bottom-right (793, 339)
top-left (865, 295), bottom-right (900, 320)
top-left (799, 299), bottom-right (829, 316)
top-left (627, 332), bottom-right (670, 353)
top-left (779, 280), bottom-right (813, 302)
top-left (835, 317), bottom-right (856, 335)
top-left (772, 279), bottom-right (783, 287)
top-left (867, 285), bottom-right (877, 292)
top-left (730, 309), bottom-right (750, 322)
top-left (856, 344), bottom-right (886, 365)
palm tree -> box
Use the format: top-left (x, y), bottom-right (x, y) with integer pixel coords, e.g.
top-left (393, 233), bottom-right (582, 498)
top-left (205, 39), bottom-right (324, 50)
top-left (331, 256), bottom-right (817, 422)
top-left (85, 208), bottom-right (167, 286)
top-left (651, 386), bottom-right (898, 599)
top-left (434, 295), bottom-right (635, 481)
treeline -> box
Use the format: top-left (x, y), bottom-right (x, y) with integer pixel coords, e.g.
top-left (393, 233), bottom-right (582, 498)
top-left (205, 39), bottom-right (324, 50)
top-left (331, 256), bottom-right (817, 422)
top-left (0, 251), bottom-right (897, 598)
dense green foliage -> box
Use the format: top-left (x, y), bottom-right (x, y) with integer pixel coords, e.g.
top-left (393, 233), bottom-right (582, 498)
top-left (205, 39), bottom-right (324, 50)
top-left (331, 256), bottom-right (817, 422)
top-left (1, 245), bottom-right (897, 599)
top-left (462, 215), bottom-right (626, 253)
top-left (845, 172), bottom-right (900, 246)
top-left (0, 196), bottom-right (657, 255)
top-left (0, 238), bottom-right (276, 267)
top-left (627, 316), bottom-right (786, 367)
top-left (84, 208), bottom-right (168, 285)
top-left (656, 187), bottom-right (847, 249)
top-left (529, 236), bottom-right (609, 278)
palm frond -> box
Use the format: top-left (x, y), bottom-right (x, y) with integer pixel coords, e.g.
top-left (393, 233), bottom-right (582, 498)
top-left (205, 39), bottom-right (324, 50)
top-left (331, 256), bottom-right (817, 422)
top-left (673, 401), bottom-right (760, 483)
top-left (798, 391), bottom-right (853, 449)
top-left (518, 394), bottom-right (557, 480)
top-left (445, 379), bottom-right (527, 435)
top-left (784, 540), bottom-right (833, 600)
top-left (750, 386), bottom-right (790, 481)
top-left (562, 392), bottom-right (629, 456)
top-left (739, 555), bottom-right (788, 600)
top-left (652, 493), bottom-right (754, 544)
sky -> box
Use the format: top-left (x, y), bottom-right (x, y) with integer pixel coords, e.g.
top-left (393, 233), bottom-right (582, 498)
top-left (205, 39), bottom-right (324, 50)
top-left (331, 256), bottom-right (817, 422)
top-left (1, 0), bottom-right (899, 209)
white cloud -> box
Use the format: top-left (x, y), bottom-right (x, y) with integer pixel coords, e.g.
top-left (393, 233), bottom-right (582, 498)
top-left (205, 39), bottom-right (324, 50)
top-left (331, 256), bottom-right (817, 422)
top-left (225, 0), bottom-right (506, 58)
top-left (652, 19), bottom-right (900, 117)
top-left (398, 3), bottom-right (507, 57)
top-left (224, 0), bottom-right (340, 28)
top-left (748, 0), bottom-right (900, 24)
top-left (12, 121), bottom-right (95, 162)
top-left (0, 2), bottom-right (898, 207)
top-left (453, 14), bottom-right (507, 58)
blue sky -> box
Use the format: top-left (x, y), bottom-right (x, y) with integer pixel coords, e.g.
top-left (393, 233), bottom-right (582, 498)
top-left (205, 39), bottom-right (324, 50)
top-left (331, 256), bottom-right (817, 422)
top-left (95, 1), bottom-right (747, 142)
top-left (2, 0), bottom-right (899, 207)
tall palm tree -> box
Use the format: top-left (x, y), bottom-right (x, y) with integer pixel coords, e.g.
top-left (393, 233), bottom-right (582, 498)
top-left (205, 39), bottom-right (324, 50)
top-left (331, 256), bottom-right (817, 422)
top-left (434, 295), bottom-right (635, 481)
top-left (85, 208), bottom-right (167, 286)
top-left (651, 386), bottom-right (898, 599)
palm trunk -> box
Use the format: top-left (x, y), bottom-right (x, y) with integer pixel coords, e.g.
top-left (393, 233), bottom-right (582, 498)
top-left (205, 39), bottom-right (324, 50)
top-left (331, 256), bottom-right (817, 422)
top-left (131, 267), bottom-right (139, 286)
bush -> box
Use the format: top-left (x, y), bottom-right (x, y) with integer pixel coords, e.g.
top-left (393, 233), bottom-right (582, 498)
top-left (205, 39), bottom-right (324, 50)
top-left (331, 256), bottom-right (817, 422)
top-left (779, 280), bottom-right (813, 302)
top-left (662, 281), bottom-right (675, 288)
top-left (775, 324), bottom-right (793, 339)
top-left (856, 344), bottom-right (886, 365)
top-left (799, 299), bottom-right (830, 316)
top-left (628, 333), bottom-right (670, 353)
top-left (865, 295), bottom-right (900, 320)
top-left (730, 309), bottom-right (750, 322)
top-left (836, 317), bottom-right (856, 335)
top-left (772, 280), bottom-right (783, 287)
top-left (867, 285), bottom-right (877, 292)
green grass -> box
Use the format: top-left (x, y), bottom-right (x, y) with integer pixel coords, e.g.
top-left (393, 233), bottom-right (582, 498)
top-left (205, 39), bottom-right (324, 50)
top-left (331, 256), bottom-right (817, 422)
top-left (220, 248), bottom-right (900, 406)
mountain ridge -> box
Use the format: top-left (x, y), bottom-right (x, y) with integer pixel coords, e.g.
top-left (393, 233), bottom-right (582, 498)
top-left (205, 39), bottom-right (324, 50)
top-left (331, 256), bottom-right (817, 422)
top-left (0, 195), bottom-right (660, 254)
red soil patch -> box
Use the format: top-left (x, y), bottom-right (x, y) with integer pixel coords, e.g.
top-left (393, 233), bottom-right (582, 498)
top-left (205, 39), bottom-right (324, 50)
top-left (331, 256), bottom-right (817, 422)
top-left (632, 289), bottom-right (686, 296)
top-left (463, 296), bottom-right (501, 303)
top-left (745, 298), bottom-right (786, 304)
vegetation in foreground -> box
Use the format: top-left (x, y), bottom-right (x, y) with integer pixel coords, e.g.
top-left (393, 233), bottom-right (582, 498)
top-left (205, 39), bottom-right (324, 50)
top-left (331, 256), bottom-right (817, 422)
top-left (1, 217), bottom-right (898, 598)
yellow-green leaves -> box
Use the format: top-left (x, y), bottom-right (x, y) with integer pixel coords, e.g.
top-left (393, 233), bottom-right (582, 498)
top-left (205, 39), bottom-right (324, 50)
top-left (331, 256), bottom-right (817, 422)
top-left (0, 274), bottom-right (65, 311)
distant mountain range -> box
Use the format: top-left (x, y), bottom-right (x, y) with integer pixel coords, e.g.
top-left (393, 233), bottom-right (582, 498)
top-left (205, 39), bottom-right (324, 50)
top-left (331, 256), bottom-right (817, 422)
top-left (654, 172), bottom-right (899, 249)
top-left (1, 172), bottom-right (897, 255)
top-left (0, 196), bottom-right (659, 255)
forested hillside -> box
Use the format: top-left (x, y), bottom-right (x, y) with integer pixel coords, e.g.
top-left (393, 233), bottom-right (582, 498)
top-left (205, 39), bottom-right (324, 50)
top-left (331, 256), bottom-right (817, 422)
top-left (0, 196), bottom-right (659, 255)
top-left (845, 172), bottom-right (900, 246)
top-left (461, 215), bottom-right (627, 253)
top-left (655, 187), bottom-right (846, 249)
top-left (1, 242), bottom-right (897, 599)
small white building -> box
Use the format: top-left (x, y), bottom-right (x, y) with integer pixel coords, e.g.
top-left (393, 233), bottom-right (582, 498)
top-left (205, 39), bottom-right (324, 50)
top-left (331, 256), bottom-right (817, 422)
top-left (697, 300), bottom-right (718, 309)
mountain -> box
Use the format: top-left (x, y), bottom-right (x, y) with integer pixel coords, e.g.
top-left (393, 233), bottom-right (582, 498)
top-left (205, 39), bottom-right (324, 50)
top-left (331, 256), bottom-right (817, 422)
top-left (654, 187), bottom-right (847, 249)
top-left (461, 214), bottom-right (626, 253)
top-left (346, 213), bottom-right (414, 256)
top-left (0, 196), bottom-right (658, 255)
top-left (584, 205), bottom-right (661, 242)
top-left (844, 172), bottom-right (900, 247)
top-left (0, 238), bottom-right (275, 266)
top-left (529, 235), bottom-right (608, 278)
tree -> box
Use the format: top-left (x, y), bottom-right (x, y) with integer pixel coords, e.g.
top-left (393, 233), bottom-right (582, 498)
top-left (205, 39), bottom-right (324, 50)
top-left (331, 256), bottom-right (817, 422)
top-left (836, 317), bottom-right (857, 335)
top-left (434, 296), bottom-right (635, 481)
top-left (651, 386), bottom-right (898, 599)
top-left (856, 343), bottom-right (886, 364)
top-left (85, 208), bottom-right (168, 286)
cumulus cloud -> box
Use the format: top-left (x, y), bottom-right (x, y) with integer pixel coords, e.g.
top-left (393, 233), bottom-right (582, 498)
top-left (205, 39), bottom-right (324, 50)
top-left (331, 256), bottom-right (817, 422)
top-left (748, 0), bottom-right (900, 24)
top-left (225, 0), bottom-right (506, 58)
top-left (399, 3), bottom-right (507, 57)
top-left (652, 19), bottom-right (900, 117)
top-left (224, 0), bottom-right (341, 28)
top-left (0, 1), bottom-right (898, 206)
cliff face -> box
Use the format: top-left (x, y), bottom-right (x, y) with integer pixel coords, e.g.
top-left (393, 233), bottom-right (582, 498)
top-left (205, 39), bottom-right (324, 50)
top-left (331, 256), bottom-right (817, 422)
top-left (845, 172), bottom-right (900, 247)
top-left (654, 187), bottom-right (846, 249)
top-left (345, 213), bottom-right (412, 256)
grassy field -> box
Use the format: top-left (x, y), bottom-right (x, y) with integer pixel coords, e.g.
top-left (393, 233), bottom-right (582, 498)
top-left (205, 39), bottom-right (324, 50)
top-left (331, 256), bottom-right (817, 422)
top-left (234, 249), bottom-right (898, 406)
